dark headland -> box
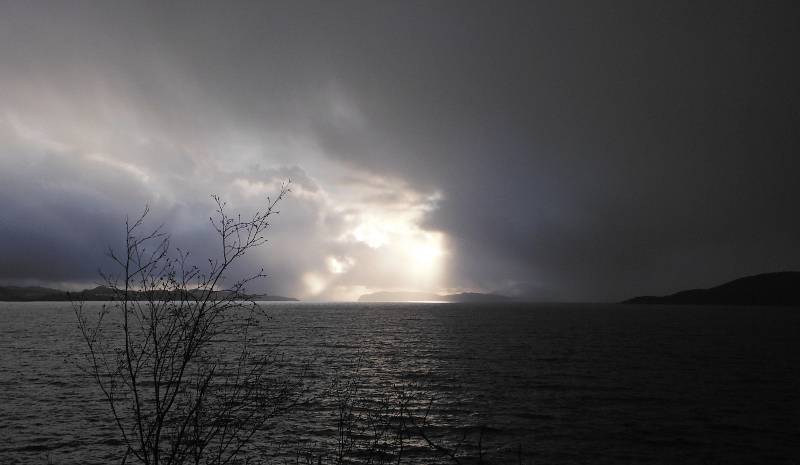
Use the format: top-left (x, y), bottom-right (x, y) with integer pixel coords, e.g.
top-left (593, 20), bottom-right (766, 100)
top-left (0, 285), bottom-right (298, 302)
top-left (622, 271), bottom-right (800, 307)
top-left (358, 291), bottom-right (517, 303)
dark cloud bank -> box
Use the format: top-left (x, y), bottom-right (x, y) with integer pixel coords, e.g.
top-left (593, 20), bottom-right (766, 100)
top-left (1, 2), bottom-right (798, 301)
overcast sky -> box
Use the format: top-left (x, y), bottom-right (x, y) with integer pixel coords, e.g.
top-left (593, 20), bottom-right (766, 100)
top-left (1, 1), bottom-right (798, 301)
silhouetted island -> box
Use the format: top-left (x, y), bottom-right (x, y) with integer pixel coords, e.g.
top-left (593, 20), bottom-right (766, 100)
top-left (622, 271), bottom-right (800, 306)
top-left (358, 291), bottom-right (517, 303)
top-left (0, 285), bottom-right (298, 302)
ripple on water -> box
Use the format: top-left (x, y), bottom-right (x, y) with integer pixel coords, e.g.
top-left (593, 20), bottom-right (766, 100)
top-left (2, 301), bottom-right (800, 464)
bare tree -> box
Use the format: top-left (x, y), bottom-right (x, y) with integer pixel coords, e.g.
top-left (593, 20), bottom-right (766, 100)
top-left (299, 369), bottom-right (494, 465)
top-left (73, 183), bottom-right (306, 465)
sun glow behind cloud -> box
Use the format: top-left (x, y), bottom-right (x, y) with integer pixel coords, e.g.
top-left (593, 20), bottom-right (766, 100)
top-left (343, 217), bottom-right (447, 295)
top-left (290, 175), bottom-right (448, 301)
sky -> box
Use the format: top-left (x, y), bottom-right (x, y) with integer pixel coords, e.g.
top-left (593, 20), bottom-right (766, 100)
top-left (1, 1), bottom-right (798, 301)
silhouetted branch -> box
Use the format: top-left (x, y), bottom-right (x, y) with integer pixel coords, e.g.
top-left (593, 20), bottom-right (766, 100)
top-left (72, 182), bottom-right (301, 465)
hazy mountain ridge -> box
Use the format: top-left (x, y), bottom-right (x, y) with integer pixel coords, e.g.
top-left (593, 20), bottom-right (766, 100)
top-left (622, 272), bottom-right (800, 306)
top-left (358, 291), bottom-right (518, 303)
top-left (0, 285), bottom-right (298, 302)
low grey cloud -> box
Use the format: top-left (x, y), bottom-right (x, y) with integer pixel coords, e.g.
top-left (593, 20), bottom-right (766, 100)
top-left (1, 2), bottom-right (798, 301)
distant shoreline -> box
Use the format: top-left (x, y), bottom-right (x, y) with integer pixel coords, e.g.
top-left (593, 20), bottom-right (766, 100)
top-left (358, 290), bottom-right (520, 303)
top-left (621, 271), bottom-right (800, 307)
top-left (0, 285), bottom-right (298, 302)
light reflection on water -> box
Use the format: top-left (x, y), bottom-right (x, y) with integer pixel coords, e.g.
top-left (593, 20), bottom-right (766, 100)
top-left (1, 301), bottom-right (799, 464)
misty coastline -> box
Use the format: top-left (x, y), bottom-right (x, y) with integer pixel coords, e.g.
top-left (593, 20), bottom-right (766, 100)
top-left (6, 271), bottom-right (800, 306)
top-left (0, 285), bottom-right (298, 302)
top-left (357, 290), bottom-right (518, 303)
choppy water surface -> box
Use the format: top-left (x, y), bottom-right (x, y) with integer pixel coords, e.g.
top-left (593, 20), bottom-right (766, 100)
top-left (1, 301), bottom-right (799, 464)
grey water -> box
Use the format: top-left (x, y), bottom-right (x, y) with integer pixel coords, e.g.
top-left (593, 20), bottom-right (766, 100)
top-left (1, 301), bottom-right (799, 464)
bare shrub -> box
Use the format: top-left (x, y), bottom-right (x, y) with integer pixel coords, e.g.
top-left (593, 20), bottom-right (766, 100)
top-left (72, 184), bottom-right (307, 465)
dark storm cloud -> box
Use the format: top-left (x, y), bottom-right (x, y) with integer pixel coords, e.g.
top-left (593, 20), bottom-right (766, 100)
top-left (1, 1), bottom-right (798, 300)
top-left (282, 1), bottom-right (800, 299)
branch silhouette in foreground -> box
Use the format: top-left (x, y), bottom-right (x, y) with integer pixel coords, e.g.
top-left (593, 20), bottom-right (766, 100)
top-left (73, 183), bottom-right (308, 465)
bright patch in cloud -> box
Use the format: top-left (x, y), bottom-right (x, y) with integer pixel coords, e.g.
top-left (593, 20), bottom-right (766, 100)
top-left (301, 272), bottom-right (327, 296)
top-left (326, 255), bottom-right (354, 274)
top-left (293, 174), bottom-right (448, 300)
top-left (411, 237), bottom-right (445, 265)
top-left (350, 223), bottom-right (391, 248)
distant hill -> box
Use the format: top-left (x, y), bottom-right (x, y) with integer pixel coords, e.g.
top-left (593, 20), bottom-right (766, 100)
top-left (250, 294), bottom-right (300, 302)
top-left (0, 285), bottom-right (298, 302)
top-left (0, 286), bottom-right (70, 301)
top-left (358, 291), bottom-right (517, 303)
top-left (357, 291), bottom-right (444, 302)
top-left (621, 272), bottom-right (800, 306)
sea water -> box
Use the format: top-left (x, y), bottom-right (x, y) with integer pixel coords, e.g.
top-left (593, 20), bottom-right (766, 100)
top-left (1, 301), bottom-right (798, 464)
